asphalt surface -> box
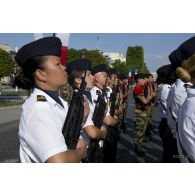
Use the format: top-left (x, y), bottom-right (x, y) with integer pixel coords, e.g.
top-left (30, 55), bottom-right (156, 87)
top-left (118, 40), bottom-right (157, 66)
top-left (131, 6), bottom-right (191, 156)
top-left (0, 121), bottom-right (20, 162)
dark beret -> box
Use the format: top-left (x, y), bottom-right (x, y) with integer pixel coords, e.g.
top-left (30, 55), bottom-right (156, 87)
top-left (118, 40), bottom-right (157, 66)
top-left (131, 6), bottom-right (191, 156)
top-left (178, 36), bottom-right (195, 60)
top-left (91, 64), bottom-right (107, 75)
top-left (118, 73), bottom-right (128, 80)
top-left (157, 64), bottom-right (173, 77)
top-left (66, 59), bottom-right (92, 74)
top-left (169, 49), bottom-right (184, 70)
top-left (134, 73), bottom-right (145, 81)
top-left (107, 68), bottom-right (116, 76)
top-left (15, 37), bottom-right (62, 67)
top-left (157, 64), bottom-right (175, 84)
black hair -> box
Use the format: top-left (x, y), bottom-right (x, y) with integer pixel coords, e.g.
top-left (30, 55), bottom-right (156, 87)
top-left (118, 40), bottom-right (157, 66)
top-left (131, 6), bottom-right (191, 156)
top-left (14, 56), bottom-right (47, 90)
top-left (68, 70), bottom-right (85, 89)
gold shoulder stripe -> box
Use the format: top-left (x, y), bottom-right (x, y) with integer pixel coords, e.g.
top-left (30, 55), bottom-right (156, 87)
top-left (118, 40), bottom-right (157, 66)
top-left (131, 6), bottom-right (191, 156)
top-left (37, 95), bottom-right (47, 102)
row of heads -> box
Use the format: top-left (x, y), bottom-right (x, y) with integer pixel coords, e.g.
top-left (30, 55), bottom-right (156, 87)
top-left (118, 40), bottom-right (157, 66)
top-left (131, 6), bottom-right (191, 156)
top-left (14, 36), bottom-right (128, 80)
top-left (157, 36), bottom-right (195, 84)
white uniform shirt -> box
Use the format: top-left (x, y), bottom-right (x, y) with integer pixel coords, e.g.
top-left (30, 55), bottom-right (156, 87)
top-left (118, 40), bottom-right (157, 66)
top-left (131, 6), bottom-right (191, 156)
top-left (106, 86), bottom-right (113, 100)
top-left (167, 79), bottom-right (187, 138)
top-left (177, 88), bottom-right (195, 162)
top-left (159, 84), bottom-right (171, 119)
top-left (19, 88), bottom-right (68, 163)
top-left (81, 98), bottom-right (95, 145)
top-left (90, 86), bottom-right (110, 116)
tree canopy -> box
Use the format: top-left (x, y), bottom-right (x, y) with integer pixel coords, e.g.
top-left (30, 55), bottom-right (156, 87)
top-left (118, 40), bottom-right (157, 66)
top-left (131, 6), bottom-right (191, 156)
top-left (0, 49), bottom-right (15, 77)
top-left (66, 48), bottom-right (108, 67)
top-left (126, 46), bottom-right (149, 73)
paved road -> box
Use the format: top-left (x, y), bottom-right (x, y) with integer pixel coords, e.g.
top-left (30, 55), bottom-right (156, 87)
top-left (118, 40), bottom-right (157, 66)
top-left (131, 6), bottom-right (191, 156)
top-left (0, 121), bottom-right (20, 163)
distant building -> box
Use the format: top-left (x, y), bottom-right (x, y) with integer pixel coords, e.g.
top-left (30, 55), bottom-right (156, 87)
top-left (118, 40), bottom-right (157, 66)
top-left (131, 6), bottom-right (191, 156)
top-left (0, 43), bottom-right (17, 57)
top-left (102, 52), bottom-right (126, 64)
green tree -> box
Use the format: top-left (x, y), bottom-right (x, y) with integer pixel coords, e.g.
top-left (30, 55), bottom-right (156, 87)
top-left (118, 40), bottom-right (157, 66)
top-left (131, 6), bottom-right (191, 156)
top-left (83, 50), bottom-right (108, 67)
top-left (0, 49), bottom-right (15, 76)
top-left (126, 46), bottom-right (146, 73)
top-left (112, 59), bottom-right (128, 75)
top-left (66, 48), bottom-right (81, 64)
top-left (66, 48), bottom-right (108, 67)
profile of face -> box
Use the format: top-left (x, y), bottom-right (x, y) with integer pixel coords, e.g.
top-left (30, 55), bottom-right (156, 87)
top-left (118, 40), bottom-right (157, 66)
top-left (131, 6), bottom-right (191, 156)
top-left (138, 78), bottom-right (145, 86)
top-left (85, 71), bottom-right (94, 90)
top-left (108, 74), bottom-right (116, 87)
top-left (144, 77), bottom-right (149, 83)
top-left (149, 76), bottom-right (154, 82)
top-left (96, 72), bottom-right (107, 86)
top-left (74, 70), bottom-right (94, 91)
top-left (35, 55), bottom-right (67, 90)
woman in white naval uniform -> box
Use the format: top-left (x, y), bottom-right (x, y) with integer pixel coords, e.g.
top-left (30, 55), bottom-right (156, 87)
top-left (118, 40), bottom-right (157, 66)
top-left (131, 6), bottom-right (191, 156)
top-left (14, 37), bottom-right (87, 163)
top-left (176, 55), bottom-right (195, 162)
top-left (66, 59), bottom-right (107, 143)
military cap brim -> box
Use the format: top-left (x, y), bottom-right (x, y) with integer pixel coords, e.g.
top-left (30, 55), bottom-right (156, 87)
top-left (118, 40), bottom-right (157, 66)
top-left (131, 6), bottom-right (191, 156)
top-left (134, 73), bottom-right (145, 81)
top-left (107, 68), bottom-right (117, 76)
top-left (66, 59), bottom-right (92, 74)
top-left (118, 74), bottom-right (128, 80)
top-left (15, 37), bottom-right (62, 67)
top-left (91, 64), bottom-right (107, 75)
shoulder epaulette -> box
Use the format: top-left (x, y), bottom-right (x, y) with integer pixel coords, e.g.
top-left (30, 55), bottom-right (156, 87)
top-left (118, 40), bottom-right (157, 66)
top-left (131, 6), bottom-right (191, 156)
top-left (37, 95), bottom-right (47, 102)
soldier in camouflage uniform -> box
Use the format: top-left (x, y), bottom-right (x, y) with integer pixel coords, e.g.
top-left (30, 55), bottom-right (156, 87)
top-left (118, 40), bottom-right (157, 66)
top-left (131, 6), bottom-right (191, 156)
top-left (143, 73), bottom-right (156, 141)
top-left (133, 73), bottom-right (155, 155)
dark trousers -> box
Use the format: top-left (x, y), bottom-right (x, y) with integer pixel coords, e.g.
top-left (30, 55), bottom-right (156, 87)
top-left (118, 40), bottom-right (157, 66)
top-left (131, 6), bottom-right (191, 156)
top-left (103, 126), bottom-right (120, 163)
top-left (159, 118), bottom-right (179, 163)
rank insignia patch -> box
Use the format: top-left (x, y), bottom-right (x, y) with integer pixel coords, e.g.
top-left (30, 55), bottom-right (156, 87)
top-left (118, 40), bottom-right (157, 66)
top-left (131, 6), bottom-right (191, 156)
top-left (37, 95), bottom-right (47, 102)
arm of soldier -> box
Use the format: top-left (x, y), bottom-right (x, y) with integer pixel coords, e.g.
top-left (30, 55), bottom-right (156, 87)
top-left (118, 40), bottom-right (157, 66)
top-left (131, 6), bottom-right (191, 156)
top-left (45, 139), bottom-right (87, 163)
top-left (81, 96), bottom-right (90, 127)
top-left (114, 107), bottom-right (123, 116)
top-left (84, 125), bottom-right (102, 139)
top-left (138, 94), bottom-right (153, 104)
top-left (103, 115), bottom-right (118, 126)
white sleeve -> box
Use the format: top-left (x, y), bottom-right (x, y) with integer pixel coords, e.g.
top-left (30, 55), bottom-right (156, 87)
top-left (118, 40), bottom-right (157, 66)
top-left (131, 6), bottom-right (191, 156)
top-left (25, 103), bottom-right (67, 162)
top-left (83, 108), bottom-right (94, 128)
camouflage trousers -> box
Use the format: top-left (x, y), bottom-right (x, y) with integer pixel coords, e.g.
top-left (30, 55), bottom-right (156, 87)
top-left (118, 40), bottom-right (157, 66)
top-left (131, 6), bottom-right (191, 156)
top-left (134, 109), bottom-right (148, 145)
top-left (145, 104), bottom-right (155, 134)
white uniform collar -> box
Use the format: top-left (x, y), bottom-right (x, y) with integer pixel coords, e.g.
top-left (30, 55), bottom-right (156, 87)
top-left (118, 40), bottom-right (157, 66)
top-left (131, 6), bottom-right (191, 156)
top-left (32, 88), bottom-right (58, 106)
top-left (187, 88), bottom-right (195, 98)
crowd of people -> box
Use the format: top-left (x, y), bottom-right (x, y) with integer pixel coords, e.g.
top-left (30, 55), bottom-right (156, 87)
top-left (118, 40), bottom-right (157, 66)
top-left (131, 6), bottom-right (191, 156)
top-left (14, 36), bottom-right (129, 163)
top-left (13, 35), bottom-right (195, 163)
top-left (155, 36), bottom-right (195, 163)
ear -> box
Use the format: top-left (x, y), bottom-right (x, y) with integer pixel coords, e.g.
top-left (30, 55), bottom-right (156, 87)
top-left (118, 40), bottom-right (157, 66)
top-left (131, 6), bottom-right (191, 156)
top-left (35, 69), bottom-right (47, 82)
top-left (75, 77), bottom-right (82, 85)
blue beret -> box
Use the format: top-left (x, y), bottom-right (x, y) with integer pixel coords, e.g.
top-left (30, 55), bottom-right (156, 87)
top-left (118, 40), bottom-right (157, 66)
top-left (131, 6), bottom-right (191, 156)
top-left (178, 36), bottom-right (195, 60)
top-left (66, 59), bottom-right (92, 74)
top-left (169, 49), bottom-right (184, 70)
top-left (107, 68), bottom-right (116, 76)
top-left (15, 37), bottom-right (62, 67)
top-left (91, 64), bottom-right (107, 75)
